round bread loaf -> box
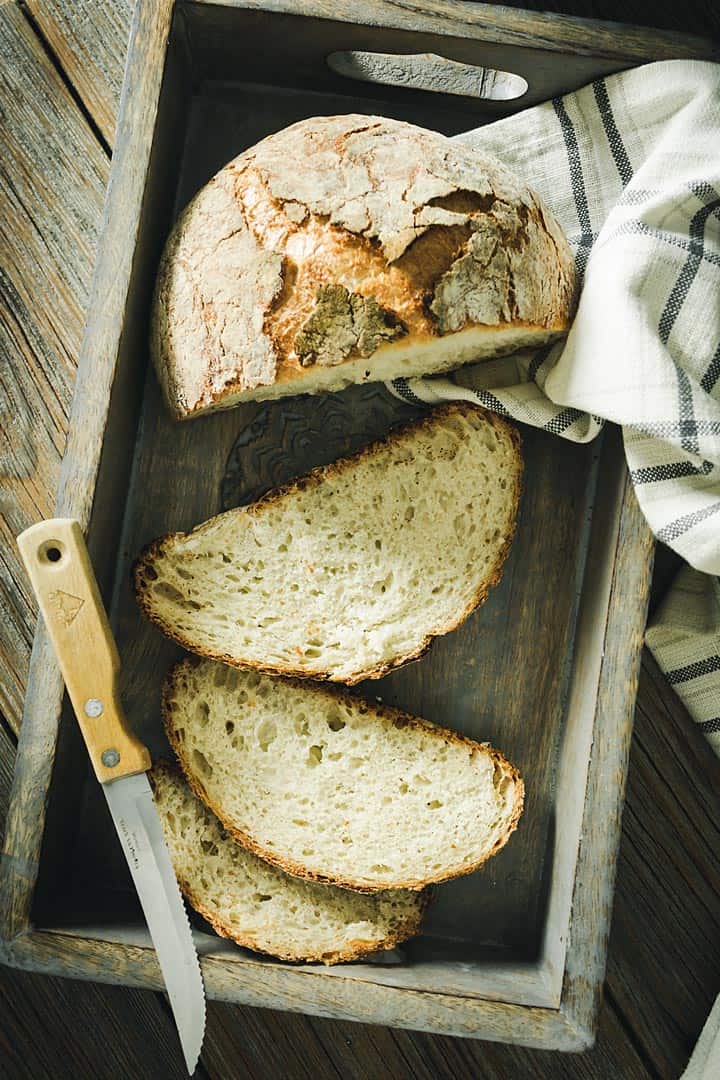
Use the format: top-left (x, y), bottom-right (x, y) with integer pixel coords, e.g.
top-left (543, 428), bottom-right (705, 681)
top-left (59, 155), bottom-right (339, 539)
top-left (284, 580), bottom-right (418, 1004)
top-left (152, 114), bottom-right (577, 420)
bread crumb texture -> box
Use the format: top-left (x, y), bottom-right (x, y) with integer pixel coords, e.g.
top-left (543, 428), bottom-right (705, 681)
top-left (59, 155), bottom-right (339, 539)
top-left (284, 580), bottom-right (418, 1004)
top-left (150, 761), bottom-right (427, 962)
top-left (133, 403), bottom-right (523, 683)
top-left (152, 114), bottom-right (576, 418)
top-left (162, 659), bottom-right (524, 891)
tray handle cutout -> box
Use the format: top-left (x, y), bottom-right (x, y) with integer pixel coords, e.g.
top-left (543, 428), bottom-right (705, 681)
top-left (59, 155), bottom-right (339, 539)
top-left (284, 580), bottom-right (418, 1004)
top-left (327, 51), bottom-right (528, 102)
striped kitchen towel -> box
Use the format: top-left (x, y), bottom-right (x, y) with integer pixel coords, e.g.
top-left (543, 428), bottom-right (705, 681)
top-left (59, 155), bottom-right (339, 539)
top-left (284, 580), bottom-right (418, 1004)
top-left (387, 58), bottom-right (720, 1078)
top-left (388, 58), bottom-right (720, 747)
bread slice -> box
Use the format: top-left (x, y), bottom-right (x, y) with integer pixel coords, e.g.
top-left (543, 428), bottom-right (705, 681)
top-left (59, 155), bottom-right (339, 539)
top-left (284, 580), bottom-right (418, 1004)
top-left (150, 761), bottom-right (427, 964)
top-left (133, 403), bottom-right (522, 685)
top-left (151, 114), bottom-right (576, 419)
top-left (162, 658), bottom-right (524, 893)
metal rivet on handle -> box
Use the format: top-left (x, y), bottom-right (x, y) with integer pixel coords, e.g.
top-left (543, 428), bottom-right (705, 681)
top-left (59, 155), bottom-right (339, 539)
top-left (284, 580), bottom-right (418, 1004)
top-left (102, 749), bottom-right (120, 768)
top-left (84, 698), bottom-right (104, 718)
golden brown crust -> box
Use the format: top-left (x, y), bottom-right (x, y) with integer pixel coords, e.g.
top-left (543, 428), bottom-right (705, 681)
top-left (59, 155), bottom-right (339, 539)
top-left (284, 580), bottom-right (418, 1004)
top-left (178, 876), bottom-right (427, 965)
top-left (132, 402), bottom-right (523, 685)
top-left (160, 660), bottom-right (525, 894)
top-left (152, 114), bottom-right (577, 419)
top-left (150, 760), bottom-right (428, 964)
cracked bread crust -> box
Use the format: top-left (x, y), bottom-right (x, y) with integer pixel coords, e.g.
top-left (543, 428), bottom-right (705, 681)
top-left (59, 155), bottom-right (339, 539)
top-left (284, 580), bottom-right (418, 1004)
top-left (152, 114), bottom-right (577, 419)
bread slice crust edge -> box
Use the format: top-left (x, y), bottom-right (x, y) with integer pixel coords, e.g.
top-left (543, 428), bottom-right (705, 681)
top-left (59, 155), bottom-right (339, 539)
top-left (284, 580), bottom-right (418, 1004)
top-left (150, 760), bottom-right (429, 964)
top-left (162, 658), bottom-right (525, 894)
top-left (133, 402), bottom-right (523, 685)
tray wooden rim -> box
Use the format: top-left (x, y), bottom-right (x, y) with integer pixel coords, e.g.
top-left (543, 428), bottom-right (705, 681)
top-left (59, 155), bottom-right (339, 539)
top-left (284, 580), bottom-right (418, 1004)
top-left (0, 0), bottom-right (661, 1050)
top-left (194, 0), bottom-right (718, 62)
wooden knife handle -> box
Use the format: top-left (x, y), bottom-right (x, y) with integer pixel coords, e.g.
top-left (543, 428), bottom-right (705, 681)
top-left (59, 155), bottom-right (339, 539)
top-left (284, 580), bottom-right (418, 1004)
top-left (17, 518), bottom-right (151, 784)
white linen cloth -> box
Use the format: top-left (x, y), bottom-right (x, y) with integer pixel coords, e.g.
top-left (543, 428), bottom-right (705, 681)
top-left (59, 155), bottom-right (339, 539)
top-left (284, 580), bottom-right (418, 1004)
top-left (385, 60), bottom-right (720, 1076)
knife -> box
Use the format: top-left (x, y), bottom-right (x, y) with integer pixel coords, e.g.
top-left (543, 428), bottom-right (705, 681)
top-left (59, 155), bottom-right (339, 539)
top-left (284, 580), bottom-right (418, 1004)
top-left (17, 518), bottom-right (206, 1074)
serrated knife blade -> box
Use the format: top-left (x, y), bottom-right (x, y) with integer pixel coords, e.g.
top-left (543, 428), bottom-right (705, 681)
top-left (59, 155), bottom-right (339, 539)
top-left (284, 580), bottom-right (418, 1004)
top-left (17, 518), bottom-right (206, 1074)
top-left (104, 772), bottom-right (205, 1073)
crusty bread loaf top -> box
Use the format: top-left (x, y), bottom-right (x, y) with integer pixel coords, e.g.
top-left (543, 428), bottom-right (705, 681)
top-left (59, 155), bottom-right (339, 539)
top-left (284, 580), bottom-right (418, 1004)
top-left (152, 114), bottom-right (576, 418)
top-left (150, 761), bottom-right (427, 964)
top-left (133, 403), bottom-right (522, 684)
top-left (162, 658), bottom-right (525, 893)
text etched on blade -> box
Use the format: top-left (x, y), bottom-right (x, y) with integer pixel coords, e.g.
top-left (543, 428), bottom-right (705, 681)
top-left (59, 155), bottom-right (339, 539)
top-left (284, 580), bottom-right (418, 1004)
top-left (117, 817), bottom-right (141, 870)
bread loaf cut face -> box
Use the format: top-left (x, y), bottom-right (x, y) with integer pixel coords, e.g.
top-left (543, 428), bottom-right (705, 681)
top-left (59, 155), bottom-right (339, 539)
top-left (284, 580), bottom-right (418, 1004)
top-left (150, 761), bottom-right (427, 963)
top-left (152, 114), bottom-right (577, 419)
top-left (133, 403), bottom-right (523, 684)
top-left (162, 660), bottom-right (524, 892)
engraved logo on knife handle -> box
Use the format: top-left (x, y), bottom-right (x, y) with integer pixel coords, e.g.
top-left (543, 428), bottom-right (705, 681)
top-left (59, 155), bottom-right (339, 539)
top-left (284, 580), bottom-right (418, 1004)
top-left (48, 588), bottom-right (85, 626)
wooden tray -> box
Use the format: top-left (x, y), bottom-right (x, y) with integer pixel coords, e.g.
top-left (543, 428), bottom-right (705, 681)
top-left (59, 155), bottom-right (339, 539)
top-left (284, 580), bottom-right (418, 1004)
top-left (1, 0), bottom-right (714, 1052)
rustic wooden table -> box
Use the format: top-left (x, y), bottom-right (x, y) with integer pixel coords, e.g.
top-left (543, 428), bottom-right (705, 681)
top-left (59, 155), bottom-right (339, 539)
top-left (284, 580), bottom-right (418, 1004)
top-left (1, 1), bottom-right (719, 1077)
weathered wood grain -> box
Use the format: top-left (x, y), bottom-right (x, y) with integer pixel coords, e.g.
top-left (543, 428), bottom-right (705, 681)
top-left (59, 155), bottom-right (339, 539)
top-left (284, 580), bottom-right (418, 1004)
top-left (0, 965), bottom-right (188, 1080)
top-left (24, 0), bottom-right (132, 147)
top-left (606, 651), bottom-right (720, 1079)
top-left (0, 1), bottom-right (108, 733)
top-left (203, 995), bottom-right (653, 1078)
top-left (202, 1004), bottom-right (357, 1079)
top-left (19, 0), bottom-right (718, 167)
top-left (0, 0), bottom-right (177, 944)
top-left (183, 3), bottom-right (716, 120)
top-left (0, 274), bottom-right (64, 728)
top-left (559, 474), bottom-right (655, 1043)
top-left (0, 970), bottom-right (654, 1080)
top-left (310, 1000), bottom-right (652, 1080)
top-left (191, 0), bottom-right (718, 61)
top-left (0, 722), bottom-right (17, 828)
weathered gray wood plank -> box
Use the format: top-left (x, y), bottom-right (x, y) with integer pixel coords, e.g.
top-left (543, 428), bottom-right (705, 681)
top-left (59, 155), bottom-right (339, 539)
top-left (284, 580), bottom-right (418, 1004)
top-left (18, 0), bottom-right (718, 171)
top-left (0, 1), bottom-right (108, 733)
top-left (0, 0), bottom-right (178, 946)
top-left (606, 651), bottom-right (720, 1079)
top-left (198, 992), bottom-right (653, 1079)
top-left (189, 0), bottom-right (716, 59)
top-left (192, 0), bottom-right (717, 61)
top-left (24, 0), bottom-right (132, 146)
top-left (0, 722), bottom-right (17, 830)
top-left (0, 965), bottom-right (189, 1080)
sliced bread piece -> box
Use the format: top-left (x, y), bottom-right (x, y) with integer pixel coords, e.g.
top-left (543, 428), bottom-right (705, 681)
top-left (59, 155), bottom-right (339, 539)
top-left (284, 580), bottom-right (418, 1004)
top-left (133, 403), bottom-right (522, 685)
top-left (150, 761), bottom-right (426, 964)
top-left (163, 658), bottom-right (524, 893)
